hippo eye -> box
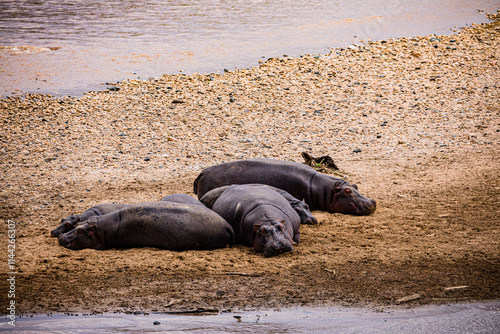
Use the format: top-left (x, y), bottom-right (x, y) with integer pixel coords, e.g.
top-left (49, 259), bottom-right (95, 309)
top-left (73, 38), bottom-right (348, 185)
top-left (344, 188), bottom-right (352, 195)
top-left (77, 229), bottom-right (83, 234)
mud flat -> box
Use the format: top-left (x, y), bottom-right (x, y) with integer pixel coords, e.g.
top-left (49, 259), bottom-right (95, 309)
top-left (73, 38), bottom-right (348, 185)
top-left (0, 13), bottom-right (499, 315)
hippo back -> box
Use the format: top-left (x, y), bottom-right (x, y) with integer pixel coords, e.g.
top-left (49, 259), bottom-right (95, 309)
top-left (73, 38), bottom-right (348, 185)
top-left (160, 193), bottom-right (203, 206)
top-left (194, 158), bottom-right (321, 201)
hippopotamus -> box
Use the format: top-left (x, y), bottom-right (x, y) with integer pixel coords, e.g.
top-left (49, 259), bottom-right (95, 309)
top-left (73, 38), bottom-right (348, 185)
top-left (51, 203), bottom-right (129, 237)
top-left (201, 184), bottom-right (300, 257)
top-left (194, 158), bottom-right (376, 216)
top-left (51, 194), bottom-right (205, 237)
top-left (160, 193), bottom-right (203, 205)
top-left (200, 184), bottom-right (317, 225)
top-left (57, 201), bottom-right (234, 251)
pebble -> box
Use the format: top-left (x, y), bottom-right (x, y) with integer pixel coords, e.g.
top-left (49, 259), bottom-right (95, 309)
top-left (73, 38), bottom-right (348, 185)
top-left (0, 13), bottom-right (499, 181)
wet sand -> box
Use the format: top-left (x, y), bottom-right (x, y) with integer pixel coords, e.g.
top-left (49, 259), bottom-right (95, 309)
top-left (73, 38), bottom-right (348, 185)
top-left (0, 12), bottom-right (499, 316)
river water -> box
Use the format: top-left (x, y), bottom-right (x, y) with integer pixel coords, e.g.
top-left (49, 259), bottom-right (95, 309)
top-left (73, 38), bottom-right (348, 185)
top-left (1, 0), bottom-right (499, 96)
top-left (1, 301), bottom-right (499, 333)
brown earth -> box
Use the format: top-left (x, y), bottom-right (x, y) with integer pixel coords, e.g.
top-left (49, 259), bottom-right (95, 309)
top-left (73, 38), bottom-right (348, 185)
top-left (0, 14), bottom-right (499, 315)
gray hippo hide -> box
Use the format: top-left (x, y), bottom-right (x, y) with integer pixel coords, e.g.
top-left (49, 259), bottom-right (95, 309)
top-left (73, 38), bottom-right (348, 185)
top-left (201, 184), bottom-right (301, 257)
top-left (51, 193), bottom-right (204, 237)
top-left (51, 203), bottom-right (128, 237)
top-left (194, 158), bottom-right (376, 216)
top-left (200, 184), bottom-right (317, 225)
top-left (160, 193), bottom-right (203, 205)
top-left (57, 201), bottom-right (234, 251)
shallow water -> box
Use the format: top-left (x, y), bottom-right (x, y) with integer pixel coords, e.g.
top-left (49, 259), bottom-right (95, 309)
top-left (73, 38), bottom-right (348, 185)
top-left (1, 301), bottom-right (499, 333)
top-left (1, 0), bottom-right (499, 96)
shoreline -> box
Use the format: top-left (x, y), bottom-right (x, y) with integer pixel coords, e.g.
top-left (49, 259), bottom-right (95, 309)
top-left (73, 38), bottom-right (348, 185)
top-left (1, 300), bottom-right (500, 333)
top-left (1, 7), bottom-right (499, 98)
top-left (2, 298), bottom-right (499, 316)
top-left (0, 13), bottom-right (499, 315)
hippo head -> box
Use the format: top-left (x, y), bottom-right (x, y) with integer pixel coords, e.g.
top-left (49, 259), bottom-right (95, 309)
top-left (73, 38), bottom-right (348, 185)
top-left (58, 220), bottom-right (103, 250)
top-left (329, 182), bottom-right (376, 216)
top-left (51, 215), bottom-right (80, 237)
top-left (253, 218), bottom-right (294, 257)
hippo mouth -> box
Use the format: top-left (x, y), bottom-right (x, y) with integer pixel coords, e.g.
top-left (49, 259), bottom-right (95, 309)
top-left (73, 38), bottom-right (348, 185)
top-left (263, 240), bottom-right (294, 257)
top-left (354, 200), bottom-right (377, 216)
top-left (343, 198), bottom-right (376, 216)
top-left (58, 236), bottom-right (73, 249)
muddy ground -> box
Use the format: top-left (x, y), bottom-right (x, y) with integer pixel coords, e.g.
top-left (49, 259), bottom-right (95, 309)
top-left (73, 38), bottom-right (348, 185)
top-left (0, 14), bottom-right (499, 315)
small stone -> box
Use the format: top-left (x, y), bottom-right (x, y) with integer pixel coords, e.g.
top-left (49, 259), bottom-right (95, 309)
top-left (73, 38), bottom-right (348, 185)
top-left (153, 321), bottom-right (161, 325)
top-left (144, 157), bottom-right (151, 161)
top-left (353, 148), bottom-right (361, 153)
top-left (396, 294), bottom-right (421, 304)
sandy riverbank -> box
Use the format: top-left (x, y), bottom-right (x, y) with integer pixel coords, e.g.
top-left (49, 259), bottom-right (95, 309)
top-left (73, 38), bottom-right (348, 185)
top-left (0, 13), bottom-right (499, 314)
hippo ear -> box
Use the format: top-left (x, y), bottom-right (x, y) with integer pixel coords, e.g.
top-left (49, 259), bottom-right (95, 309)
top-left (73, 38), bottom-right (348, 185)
top-left (253, 223), bottom-right (262, 233)
top-left (88, 225), bottom-right (97, 236)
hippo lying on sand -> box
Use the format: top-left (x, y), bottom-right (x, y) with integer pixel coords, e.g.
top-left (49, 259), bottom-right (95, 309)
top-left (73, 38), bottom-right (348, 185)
top-left (51, 194), bottom-right (204, 237)
top-left (58, 201), bottom-right (234, 251)
top-left (51, 203), bottom-right (128, 237)
top-left (200, 184), bottom-right (317, 225)
top-left (201, 185), bottom-right (300, 257)
top-left (194, 158), bottom-right (376, 216)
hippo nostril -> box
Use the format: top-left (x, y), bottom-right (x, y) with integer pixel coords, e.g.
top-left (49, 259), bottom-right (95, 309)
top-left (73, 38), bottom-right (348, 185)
top-left (366, 203), bottom-right (376, 214)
